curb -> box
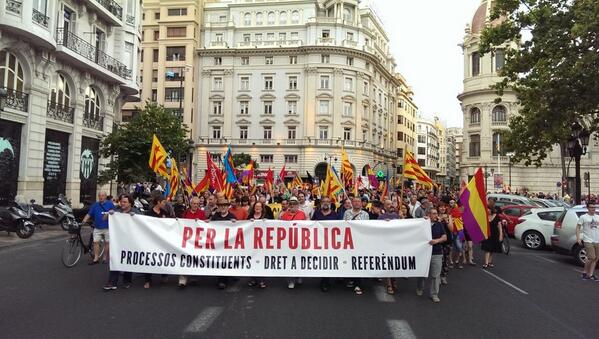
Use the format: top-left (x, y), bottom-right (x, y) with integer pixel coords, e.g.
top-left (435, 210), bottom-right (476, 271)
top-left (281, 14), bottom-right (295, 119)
top-left (0, 230), bottom-right (68, 252)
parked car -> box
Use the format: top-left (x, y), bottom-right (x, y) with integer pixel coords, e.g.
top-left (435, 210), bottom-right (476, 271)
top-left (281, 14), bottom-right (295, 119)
top-left (551, 206), bottom-right (588, 266)
top-left (514, 207), bottom-right (565, 250)
top-left (530, 198), bottom-right (554, 208)
top-left (488, 193), bottom-right (538, 207)
top-left (499, 205), bottom-right (536, 238)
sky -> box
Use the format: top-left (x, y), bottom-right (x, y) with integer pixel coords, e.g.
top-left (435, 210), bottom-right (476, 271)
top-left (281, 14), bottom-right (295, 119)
top-left (366, 0), bottom-right (483, 128)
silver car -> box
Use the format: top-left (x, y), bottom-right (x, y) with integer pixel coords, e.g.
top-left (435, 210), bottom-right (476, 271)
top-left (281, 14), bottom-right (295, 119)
top-left (551, 206), bottom-right (588, 266)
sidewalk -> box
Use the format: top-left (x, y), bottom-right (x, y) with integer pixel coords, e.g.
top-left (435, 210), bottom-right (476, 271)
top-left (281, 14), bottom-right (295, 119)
top-left (0, 224), bottom-right (66, 250)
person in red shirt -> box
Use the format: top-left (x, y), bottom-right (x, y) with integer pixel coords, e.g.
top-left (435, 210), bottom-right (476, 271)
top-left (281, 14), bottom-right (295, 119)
top-left (279, 197), bottom-right (306, 289)
top-left (179, 196), bottom-right (206, 288)
top-left (229, 197), bottom-right (249, 220)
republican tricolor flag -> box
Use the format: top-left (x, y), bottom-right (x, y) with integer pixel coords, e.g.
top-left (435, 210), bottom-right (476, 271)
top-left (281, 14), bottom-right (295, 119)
top-left (459, 168), bottom-right (490, 243)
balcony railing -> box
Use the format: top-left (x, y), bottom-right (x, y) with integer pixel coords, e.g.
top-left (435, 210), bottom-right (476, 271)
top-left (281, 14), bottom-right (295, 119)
top-left (56, 28), bottom-right (132, 80)
top-left (83, 113), bottom-right (104, 130)
top-left (47, 101), bottom-right (74, 123)
top-left (317, 37), bottom-right (336, 45)
top-left (32, 9), bottom-right (49, 28)
top-left (492, 119), bottom-right (508, 125)
top-left (126, 15), bottom-right (135, 26)
top-left (6, 0), bottom-right (21, 15)
top-left (236, 40), bottom-right (303, 48)
top-left (1, 87), bottom-right (29, 112)
top-left (95, 0), bottom-right (123, 20)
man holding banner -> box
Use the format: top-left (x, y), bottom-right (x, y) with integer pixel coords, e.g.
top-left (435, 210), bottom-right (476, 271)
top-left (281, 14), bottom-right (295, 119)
top-left (416, 208), bottom-right (447, 303)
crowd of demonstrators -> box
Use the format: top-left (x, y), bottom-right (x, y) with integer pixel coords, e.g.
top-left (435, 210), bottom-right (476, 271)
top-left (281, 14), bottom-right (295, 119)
top-left (89, 180), bottom-right (595, 301)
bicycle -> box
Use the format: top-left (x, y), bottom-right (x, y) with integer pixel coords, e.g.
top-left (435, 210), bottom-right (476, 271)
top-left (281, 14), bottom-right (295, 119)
top-left (501, 220), bottom-right (510, 255)
top-left (60, 221), bottom-right (105, 268)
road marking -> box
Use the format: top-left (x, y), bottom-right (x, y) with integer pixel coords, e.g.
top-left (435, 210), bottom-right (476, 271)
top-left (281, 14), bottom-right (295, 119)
top-left (374, 285), bottom-right (396, 303)
top-left (482, 270), bottom-right (529, 295)
top-left (533, 255), bottom-right (559, 264)
top-left (226, 284), bottom-right (241, 293)
top-left (184, 306), bottom-right (223, 334)
top-left (386, 319), bottom-right (417, 339)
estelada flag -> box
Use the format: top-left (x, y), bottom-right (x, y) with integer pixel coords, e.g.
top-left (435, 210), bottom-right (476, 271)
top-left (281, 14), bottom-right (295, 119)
top-left (323, 164), bottom-right (344, 203)
top-left (341, 147), bottom-right (354, 188)
top-left (148, 134), bottom-right (169, 178)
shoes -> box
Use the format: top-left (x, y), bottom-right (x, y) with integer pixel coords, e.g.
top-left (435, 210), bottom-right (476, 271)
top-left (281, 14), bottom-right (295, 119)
top-left (589, 275), bottom-right (598, 281)
top-left (582, 273), bottom-right (589, 280)
top-left (416, 289), bottom-right (423, 296)
top-left (178, 283), bottom-right (187, 289)
top-left (247, 280), bottom-right (257, 287)
top-left (217, 282), bottom-right (226, 289)
top-left (259, 282), bottom-right (267, 289)
top-left (441, 277), bottom-right (448, 285)
top-left (144, 282), bottom-right (150, 289)
top-left (431, 296), bottom-right (440, 303)
top-left (468, 261), bottom-right (476, 266)
top-left (89, 260), bottom-right (99, 266)
top-left (354, 286), bottom-right (363, 295)
top-left (103, 284), bottom-right (117, 291)
top-left (345, 280), bottom-right (355, 288)
top-left (287, 282), bottom-right (295, 289)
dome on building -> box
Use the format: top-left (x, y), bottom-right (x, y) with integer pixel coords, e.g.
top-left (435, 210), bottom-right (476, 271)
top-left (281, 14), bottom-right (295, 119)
top-left (471, 1), bottom-right (488, 34)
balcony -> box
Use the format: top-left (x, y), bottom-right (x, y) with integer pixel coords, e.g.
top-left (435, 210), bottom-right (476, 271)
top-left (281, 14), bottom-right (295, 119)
top-left (317, 37), bottom-right (336, 45)
top-left (1, 87), bottom-right (29, 112)
top-left (235, 40), bottom-right (303, 48)
top-left (5, 0), bottom-right (21, 15)
top-left (342, 40), bottom-right (357, 48)
top-left (88, 0), bottom-right (123, 25)
top-left (32, 9), bottom-right (49, 28)
top-left (209, 41), bottom-right (228, 48)
top-left (83, 113), bottom-right (104, 131)
top-left (492, 119), bottom-right (508, 126)
top-left (46, 101), bottom-right (74, 124)
top-left (56, 28), bottom-right (132, 80)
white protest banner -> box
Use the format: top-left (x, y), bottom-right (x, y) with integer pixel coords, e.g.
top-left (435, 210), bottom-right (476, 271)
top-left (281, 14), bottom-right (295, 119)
top-left (109, 213), bottom-right (433, 278)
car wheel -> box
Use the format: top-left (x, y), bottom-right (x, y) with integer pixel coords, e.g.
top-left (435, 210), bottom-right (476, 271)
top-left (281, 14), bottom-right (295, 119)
top-left (522, 230), bottom-right (545, 250)
top-left (573, 244), bottom-right (588, 267)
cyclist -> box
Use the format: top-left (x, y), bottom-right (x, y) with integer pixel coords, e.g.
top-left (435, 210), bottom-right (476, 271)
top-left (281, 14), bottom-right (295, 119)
top-left (82, 191), bottom-right (115, 265)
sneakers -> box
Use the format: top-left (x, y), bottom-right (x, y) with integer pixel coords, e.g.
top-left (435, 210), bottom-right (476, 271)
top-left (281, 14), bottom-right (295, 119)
top-left (103, 284), bottom-right (117, 291)
top-left (416, 289), bottom-right (423, 296)
top-left (441, 277), bottom-right (448, 285)
top-left (589, 275), bottom-right (598, 281)
top-left (582, 273), bottom-right (589, 280)
top-left (431, 295), bottom-right (440, 303)
top-left (287, 281), bottom-right (295, 289)
top-left (345, 280), bottom-right (355, 288)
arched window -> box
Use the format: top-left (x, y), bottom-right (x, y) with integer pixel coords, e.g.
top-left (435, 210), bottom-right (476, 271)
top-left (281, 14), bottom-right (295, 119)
top-left (279, 11), bottom-right (287, 24)
top-left (291, 10), bottom-right (299, 24)
top-left (470, 107), bottom-right (481, 124)
top-left (0, 50), bottom-right (25, 92)
top-left (267, 12), bottom-right (275, 25)
top-left (84, 87), bottom-right (101, 119)
top-left (50, 74), bottom-right (71, 108)
top-left (492, 105), bottom-right (507, 123)
top-left (243, 13), bottom-right (251, 26)
top-left (343, 8), bottom-right (352, 22)
top-left (256, 12), bottom-right (263, 25)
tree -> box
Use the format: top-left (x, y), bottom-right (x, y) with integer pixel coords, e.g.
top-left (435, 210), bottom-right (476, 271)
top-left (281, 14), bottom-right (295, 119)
top-left (98, 102), bottom-right (191, 184)
top-left (480, 0), bottom-right (599, 166)
top-left (232, 152), bottom-right (259, 169)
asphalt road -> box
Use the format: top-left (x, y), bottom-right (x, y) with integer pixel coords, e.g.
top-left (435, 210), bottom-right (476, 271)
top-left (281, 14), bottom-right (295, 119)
top-left (1, 236), bottom-right (598, 339)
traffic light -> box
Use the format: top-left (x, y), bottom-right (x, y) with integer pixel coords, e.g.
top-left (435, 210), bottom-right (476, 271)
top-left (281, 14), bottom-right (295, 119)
top-left (584, 171), bottom-right (590, 188)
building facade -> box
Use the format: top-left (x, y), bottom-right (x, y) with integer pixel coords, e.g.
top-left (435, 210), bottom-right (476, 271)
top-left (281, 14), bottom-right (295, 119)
top-left (0, 0), bottom-right (140, 206)
top-left (416, 117), bottom-right (439, 181)
top-left (394, 72), bottom-right (417, 172)
top-left (457, 0), bottom-right (599, 194)
top-left (195, 0), bottom-right (412, 182)
top-left (435, 116), bottom-right (447, 184)
top-left (446, 127), bottom-right (462, 186)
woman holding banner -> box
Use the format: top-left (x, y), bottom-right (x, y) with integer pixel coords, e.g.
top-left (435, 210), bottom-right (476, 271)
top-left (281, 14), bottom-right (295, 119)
top-left (144, 196), bottom-right (169, 289)
top-left (247, 201), bottom-right (269, 289)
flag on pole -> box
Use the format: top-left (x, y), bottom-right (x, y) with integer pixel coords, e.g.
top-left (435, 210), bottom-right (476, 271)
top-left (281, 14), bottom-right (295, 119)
top-left (366, 164), bottom-right (379, 189)
top-left (323, 165), bottom-right (344, 203)
top-left (194, 172), bottom-right (210, 194)
top-left (181, 167), bottom-right (194, 196)
top-left (264, 168), bottom-right (274, 193)
top-left (459, 168), bottom-right (490, 243)
top-left (223, 145), bottom-right (237, 184)
top-left (206, 152), bottom-right (224, 192)
top-left (148, 134), bottom-right (169, 178)
top-left (341, 147), bottom-right (354, 189)
top-left (277, 164), bottom-right (287, 185)
top-left (403, 151), bottom-right (435, 189)
top-left (239, 160), bottom-right (254, 185)
top-left (292, 172), bottom-right (303, 188)
top-left (166, 159), bottom-right (179, 201)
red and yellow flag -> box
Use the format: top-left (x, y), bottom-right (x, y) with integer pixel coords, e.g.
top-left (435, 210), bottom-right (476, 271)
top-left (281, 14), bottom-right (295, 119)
top-left (194, 172), bottom-right (210, 194)
top-left (403, 151), bottom-right (435, 189)
top-left (323, 165), bottom-right (344, 203)
top-left (166, 159), bottom-right (179, 201)
top-left (148, 134), bottom-right (169, 178)
top-left (341, 147), bottom-right (354, 189)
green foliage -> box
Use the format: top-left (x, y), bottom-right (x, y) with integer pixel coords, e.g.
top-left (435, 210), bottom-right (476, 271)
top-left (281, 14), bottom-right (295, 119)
top-left (98, 102), bottom-right (190, 184)
top-left (480, 0), bottom-right (599, 166)
top-left (232, 152), bottom-right (259, 169)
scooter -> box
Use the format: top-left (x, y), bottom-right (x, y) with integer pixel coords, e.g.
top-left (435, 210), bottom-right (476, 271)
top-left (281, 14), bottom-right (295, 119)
top-left (134, 196), bottom-right (149, 213)
top-left (30, 194), bottom-right (77, 231)
top-left (0, 201), bottom-right (35, 239)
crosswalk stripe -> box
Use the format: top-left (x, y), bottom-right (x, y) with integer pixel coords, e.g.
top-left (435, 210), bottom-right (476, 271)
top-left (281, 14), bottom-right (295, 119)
top-left (386, 319), bottom-right (417, 339)
top-left (184, 306), bottom-right (223, 334)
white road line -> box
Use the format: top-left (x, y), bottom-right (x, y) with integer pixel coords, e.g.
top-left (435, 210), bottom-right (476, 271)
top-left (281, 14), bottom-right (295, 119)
top-left (533, 255), bottom-right (560, 264)
top-left (386, 319), bottom-right (417, 339)
top-left (374, 285), bottom-right (396, 303)
top-left (226, 284), bottom-right (241, 293)
top-left (184, 306), bottom-right (223, 334)
top-left (482, 270), bottom-right (529, 295)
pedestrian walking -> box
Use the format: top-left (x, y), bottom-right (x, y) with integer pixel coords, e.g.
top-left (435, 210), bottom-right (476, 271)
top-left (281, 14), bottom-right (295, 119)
top-left (481, 207), bottom-right (503, 269)
top-left (416, 208), bottom-right (447, 303)
top-left (577, 201), bottom-right (599, 280)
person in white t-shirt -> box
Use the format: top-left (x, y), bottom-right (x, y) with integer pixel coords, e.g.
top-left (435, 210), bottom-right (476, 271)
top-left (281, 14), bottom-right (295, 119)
top-left (577, 201), bottom-right (599, 281)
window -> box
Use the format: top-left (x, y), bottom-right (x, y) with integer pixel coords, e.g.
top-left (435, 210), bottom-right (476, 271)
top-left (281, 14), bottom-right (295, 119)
top-left (418, 159), bottom-right (426, 167)
top-left (291, 11), bottom-right (299, 24)
top-left (153, 30), bottom-right (159, 40)
top-left (219, 15), bottom-right (227, 22)
top-left (280, 11), bottom-right (287, 24)
top-left (492, 132), bottom-right (504, 156)
top-left (418, 147), bottom-right (426, 155)
top-left (343, 7), bottom-right (352, 21)
top-left (153, 49), bottom-right (159, 62)
top-left (343, 102), bottom-right (353, 117)
top-left (124, 42), bottom-right (134, 70)
top-left (166, 46), bottom-right (185, 61)
top-left (239, 126), bottom-right (248, 139)
top-left (267, 12), bottom-right (275, 25)
top-left (397, 148), bottom-right (403, 158)
top-left (538, 211), bottom-right (562, 221)
top-left (212, 101), bottom-right (222, 115)
top-left (154, 12), bottom-right (160, 20)
top-left (279, 33), bottom-right (286, 41)
top-left (168, 8), bottom-right (186, 16)
top-left (469, 134), bottom-right (480, 157)
top-left (321, 55), bottom-right (330, 63)
top-left (346, 32), bottom-right (354, 41)
top-left (471, 52), bottom-right (480, 76)
top-left (240, 101), bottom-right (249, 115)
top-left (346, 57), bottom-right (354, 66)
top-left (288, 76), bottom-right (298, 90)
top-left (212, 126), bottom-right (221, 139)
top-left (397, 131), bottom-right (404, 141)
top-left (288, 127), bottom-right (296, 139)
top-left (255, 33), bottom-right (263, 41)
top-left (152, 70), bottom-right (158, 82)
top-left (240, 76), bottom-right (250, 90)
top-left (290, 32), bottom-right (299, 40)
top-left (84, 87), bottom-right (101, 119)
top-left (214, 57), bottom-right (222, 66)
top-left (167, 27), bottom-right (186, 37)
top-left (213, 77), bottom-right (223, 90)
top-left (322, 30), bottom-right (330, 38)
top-left (470, 107), bottom-right (481, 124)
top-left (285, 155), bottom-right (298, 163)
top-left (418, 135), bottom-right (426, 143)
top-left (504, 208), bottom-right (522, 217)
top-left (215, 33), bottom-right (223, 42)
top-left (362, 129), bottom-right (367, 142)
top-left (289, 56), bottom-right (297, 64)
top-left (267, 33), bottom-right (275, 41)
top-left (319, 100), bottom-right (329, 114)
top-left (264, 76), bottom-right (273, 90)
top-left (265, 56), bottom-right (273, 65)
top-left (244, 13), bottom-right (251, 26)
top-left (492, 105), bottom-right (507, 122)
top-left (256, 12), bottom-right (263, 25)
top-left (263, 101), bottom-right (273, 115)
top-left (243, 34), bottom-right (251, 42)
top-left (320, 75), bottom-right (330, 89)
top-left (344, 77), bottom-right (354, 91)
top-left (343, 128), bottom-right (351, 141)
top-left (241, 57), bottom-right (249, 65)
top-left (260, 154), bottom-right (273, 163)
top-left (363, 81), bottom-right (369, 95)
top-left (211, 153), bottom-right (222, 162)
top-left (495, 49), bottom-right (505, 71)
top-left (151, 89), bottom-right (157, 101)
top-left (287, 101), bottom-right (297, 114)
top-left (319, 126), bottom-right (329, 139)
top-left (263, 126), bottom-right (272, 139)
top-left (165, 88), bottom-right (183, 101)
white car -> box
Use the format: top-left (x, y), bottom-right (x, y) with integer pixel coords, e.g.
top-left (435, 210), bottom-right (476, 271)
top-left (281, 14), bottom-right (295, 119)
top-left (514, 207), bottom-right (565, 250)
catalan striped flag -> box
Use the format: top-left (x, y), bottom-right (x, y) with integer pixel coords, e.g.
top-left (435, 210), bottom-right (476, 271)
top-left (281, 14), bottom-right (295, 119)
top-left (166, 159), bottom-right (179, 201)
top-left (403, 151), bottom-right (435, 189)
top-left (323, 164), bottom-right (344, 203)
top-left (181, 167), bottom-right (194, 196)
top-left (194, 172), bottom-right (210, 194)
top-left (459, 168), bottom-right (490, 243)
top-left (291, 172), bottom-right (303, 188)
top-left (148, 134), bottom-right (169, 178)
top-left (341, 147), bottom-right (354, 188)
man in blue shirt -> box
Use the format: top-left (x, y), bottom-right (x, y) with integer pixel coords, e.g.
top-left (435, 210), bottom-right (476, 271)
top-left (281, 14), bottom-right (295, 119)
top-left (82, 191), bottom-right (115, 264)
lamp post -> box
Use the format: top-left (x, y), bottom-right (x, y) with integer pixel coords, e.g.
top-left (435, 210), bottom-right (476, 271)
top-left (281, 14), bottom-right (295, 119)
top-left (323, 153), bottom-right (337, 167)
top-left (567, 122), bottom-right (591, 205)
top-left (506, 152), bottom-right (515, 189)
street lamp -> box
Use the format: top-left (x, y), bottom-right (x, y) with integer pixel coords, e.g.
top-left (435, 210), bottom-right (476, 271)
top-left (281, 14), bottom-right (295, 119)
top-left (567, 122), bottom-right (591, 205)
top-left (506, 152), bottom-right (515, 189)
top-left (323, 153), bottom-right (337, 167)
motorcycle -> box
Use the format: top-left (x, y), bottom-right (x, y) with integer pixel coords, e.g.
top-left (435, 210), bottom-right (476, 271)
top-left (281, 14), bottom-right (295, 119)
top-left (0, 201), bottom-right (35, 239)
top-left (134, 196), bottom-right (149, 214)
top-left (30, 194), bottom-right (77, 231)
